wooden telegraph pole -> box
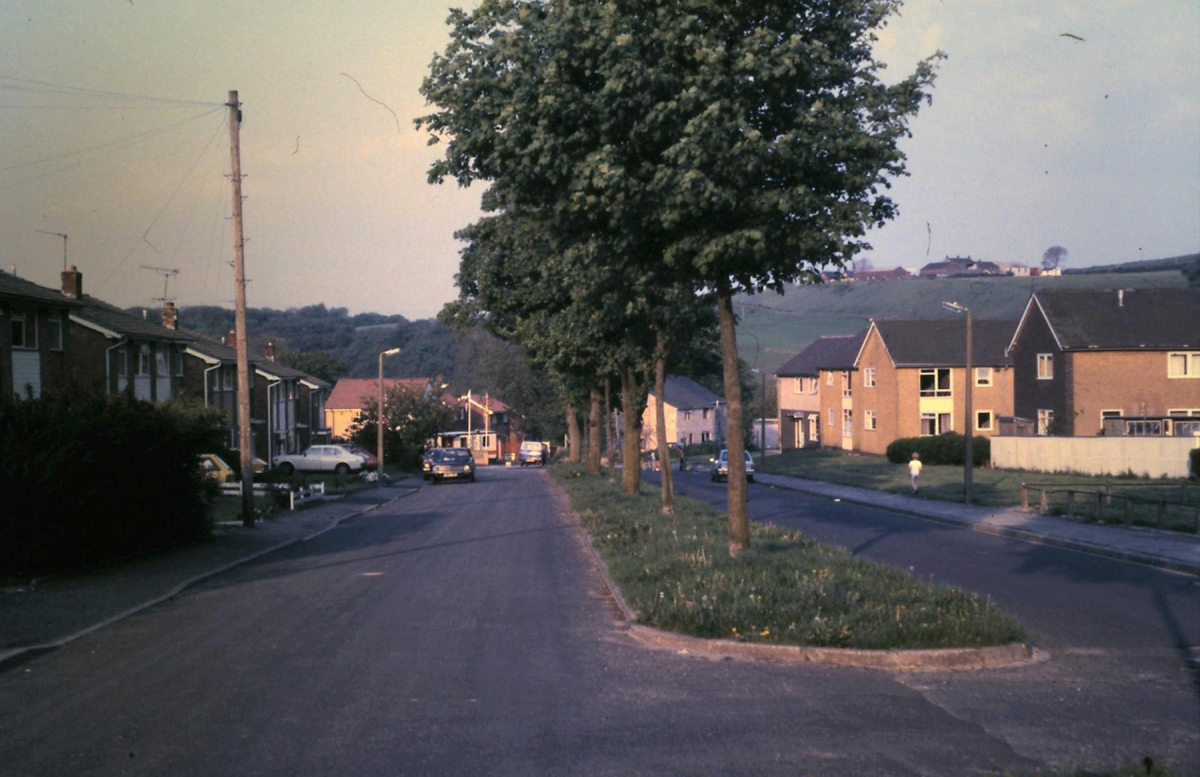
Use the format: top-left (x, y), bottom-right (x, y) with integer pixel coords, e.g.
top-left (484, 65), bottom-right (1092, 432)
top-left (228, 90), bottom-right (255, 527)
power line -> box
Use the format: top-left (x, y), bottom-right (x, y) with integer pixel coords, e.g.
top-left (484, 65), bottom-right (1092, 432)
top-left (0, 74), bottom-right (223, 107)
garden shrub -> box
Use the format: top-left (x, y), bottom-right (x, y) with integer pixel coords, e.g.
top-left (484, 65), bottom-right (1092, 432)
top-left (886, 432), bottom-right (990, 466)
top-left (0, 391), bottom-right (226, 577)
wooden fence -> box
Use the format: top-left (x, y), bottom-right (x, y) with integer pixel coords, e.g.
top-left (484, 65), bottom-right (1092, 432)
top-left (993, 436), bottom-right (1197, 479)
top-left (1021, 482), bottom-right (1199, 533)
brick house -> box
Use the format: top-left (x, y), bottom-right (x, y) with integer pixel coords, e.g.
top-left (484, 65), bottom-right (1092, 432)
top-left (1006, 289), bottom-right (1200, 436)
top-left (852, 319), bottom-right (1016, 455)
top-left (776, 334), bottom-right (864, 449)
top-left (0, 270), bottom-right (79, 400)
top-left (60, 267), bottom-right (192, 401)
top-left (326, 378), bottom-right (433, 441)
top-left (434, 390), bottom-right (517, 463)
top-left (812, 332), bottom-right (867, 451)
top-left (641, 375), bottom-right (726, 450)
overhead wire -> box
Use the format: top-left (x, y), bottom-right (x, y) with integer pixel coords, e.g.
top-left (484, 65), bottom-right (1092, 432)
top-left (96, 111), bottom-right (227, 292)
top-left (0, 73), bottom-right (224, 107)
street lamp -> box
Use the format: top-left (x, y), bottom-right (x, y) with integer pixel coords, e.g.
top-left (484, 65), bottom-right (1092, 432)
top-left (942, 301), bottom-right (973, 503)
top-left (378, 347), bottom-right (401, 486)
top-left (738, 332), bottom-right (766, 452)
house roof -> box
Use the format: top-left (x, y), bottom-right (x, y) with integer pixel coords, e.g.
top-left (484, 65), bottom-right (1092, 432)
top-left (180, 327), bottom-right (242, 364)
top-left (868, 318), bottom-right (1017, 367)
top-left (776, 331), bottom-right (867, 377)
top-left (650, 375), bottom-right (724, 409)
top-left (1012, 289), bottom-right (1200, 352)
top-left (328, 378), bottom-right (430, 410)
top-left (72, 295), bottom-right (193, 343)
top-left (0, 272), bottom-right (82, 307)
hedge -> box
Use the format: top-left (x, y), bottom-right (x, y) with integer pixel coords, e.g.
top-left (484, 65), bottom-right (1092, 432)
top-left (0, 392), bottom-right (225, 577)
top-left (886, 432), bottom-right (990, 466)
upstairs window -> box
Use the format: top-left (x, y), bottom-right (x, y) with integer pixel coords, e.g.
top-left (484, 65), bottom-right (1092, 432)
top-left (1037, 353), bottom-right (1054, 380)
top-left (47, 314), bottom-right (63, 351)
top-left (825, 371), bottom-right (833, 386)
top-left (792, 378), bottom-right (802, 394)
top-left (808, 378), bottom-right (818, 395)
top-left (841, 371), bottom-right (851, 398)
top-left (919, 368), bottom-right (951, 397)
top-left (1167, 352), bottom-right (1199, 378)
top-left (11, 312), bottom-right (36, 349)
top-left (863, 367), bottom-right (876, 388)
top-left (974, 367), bottom-right (993, 387)
top-left (137, 344), bottom-right (151, 376)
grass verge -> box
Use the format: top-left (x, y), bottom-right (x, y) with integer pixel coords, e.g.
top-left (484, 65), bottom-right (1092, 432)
top-left (757, 449), bottom-right (1198, 533)
top-left (551, 464), bottom-right (1025, 650)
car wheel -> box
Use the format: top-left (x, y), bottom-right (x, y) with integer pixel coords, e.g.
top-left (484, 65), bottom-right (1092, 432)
top-left (335, 463), bottom-right (350, 476)
top-left (278, 462), bottom-right (294, 476)
top-left (747, 476), bottom-right (755, 483)
top-left (469, 473), bottom-right (476, 483)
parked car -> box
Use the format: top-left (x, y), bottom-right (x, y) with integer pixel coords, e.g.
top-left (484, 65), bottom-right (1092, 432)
top-left (199, 453), bottom-right (267, 483)
top-left (428, 448), bottom-right (476, 484)
top-left (273, 445), bottom-right (366, 476)
top-left (345, 445), bottom-right (379, 471)
top-left (710, 449), bottom-right (755, 483)
top-left (518, 440), bottom-right (546, 466)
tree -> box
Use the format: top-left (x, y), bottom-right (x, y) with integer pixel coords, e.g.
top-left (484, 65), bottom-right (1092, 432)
top-left (1042, 245), bottom-right (1068, 271)
top-left (852, 257), bottom-right (875, 274)
top-left (419, 0), bottom-right (940, 555)
top-left (276, 350), bottom-right (346, 384)
top-left (350, 383), bottom-right (453, 469)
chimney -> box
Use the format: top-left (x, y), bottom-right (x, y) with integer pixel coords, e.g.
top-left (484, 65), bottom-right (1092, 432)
top-left (265, 341), bottom-right (276, 361)
top-left (227, 329), bottom-right (237, 349)
top-left (61, 265), bottom-right (83, 299)
top-left (7, 265), bottom-right (15, 277)
top-left (142, 309), bottom-right (148, 320)
top-left (1118, 289), bottom-right (1124, 307)
top-left (161, 301), bottom-right (178, 330)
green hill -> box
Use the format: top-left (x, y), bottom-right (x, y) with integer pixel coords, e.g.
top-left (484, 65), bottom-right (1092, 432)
top-left (736, 269), bottom-right (1191, 375)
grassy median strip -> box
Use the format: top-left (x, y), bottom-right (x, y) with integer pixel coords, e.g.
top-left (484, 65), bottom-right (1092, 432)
top-left (552, 464), bottom-right (1024, 650)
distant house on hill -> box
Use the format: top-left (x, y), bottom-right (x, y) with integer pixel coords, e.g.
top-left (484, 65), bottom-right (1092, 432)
top-left (919, 256), bottom-right (1000, 278)
top-left (854, 266), bottom-right (910, 282)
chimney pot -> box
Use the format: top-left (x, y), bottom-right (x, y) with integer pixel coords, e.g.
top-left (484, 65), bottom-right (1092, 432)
top-left (61, 266), bottom-right (83, 299)
top-left (161, 301), bottom-right (179, 330)
top-left (227, 329), bottom-right (237, 349)
top-left (1118, 289), bottom-right (1124, 307)
top-left (265, 341), bottom-right (276, 361)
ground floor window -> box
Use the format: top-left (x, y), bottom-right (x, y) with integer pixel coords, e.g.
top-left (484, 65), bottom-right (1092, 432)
top-left (1037, 409), bottom-right (1054, 436)
top-left (976, 410), bottom-right (993, 432)
top-left (1124, 420), bottom-right (1162, 436)
top-left (700, 431), bottom-right (710, 443)
top-left (842, 409), bottom-right (853, 437)
top-left (864, 410), bottom-right (877, 431)
top-left (920, 412), bottom-right (951, 436)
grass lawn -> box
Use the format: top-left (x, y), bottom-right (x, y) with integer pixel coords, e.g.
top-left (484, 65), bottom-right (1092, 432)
top-left (757, 449), bottom-right (1199, 533)
top-left (552, 464), bottom-right (1024, 650)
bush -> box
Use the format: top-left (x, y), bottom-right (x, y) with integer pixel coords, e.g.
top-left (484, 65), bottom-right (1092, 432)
top-left (886, 432), bottom-right (990, 466)
top-left (0, 392), bottom-right (226, 577)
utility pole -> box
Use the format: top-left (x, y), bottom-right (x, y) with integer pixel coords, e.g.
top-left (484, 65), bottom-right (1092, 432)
top-left (228, 90), bottom-right (255, 527)
top-left (35, 231), bottom-right (68, 270)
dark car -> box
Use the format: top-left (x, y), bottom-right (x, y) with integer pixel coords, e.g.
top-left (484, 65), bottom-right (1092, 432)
top-left (422, 448), bottom-right (445, 481)
top-left (429, 448), bottom-right (476, 484)
top-left (346, 445), bottom-right (379, 471)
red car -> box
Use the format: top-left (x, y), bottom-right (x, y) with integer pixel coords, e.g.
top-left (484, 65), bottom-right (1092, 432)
top-left (346, 445), bottom-right (379, 471)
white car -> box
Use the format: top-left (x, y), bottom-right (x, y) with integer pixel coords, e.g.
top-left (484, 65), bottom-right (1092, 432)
top-left (273, 445), bottom-right (366, 476)
top-left (711, 449), bottom-right (755, 483)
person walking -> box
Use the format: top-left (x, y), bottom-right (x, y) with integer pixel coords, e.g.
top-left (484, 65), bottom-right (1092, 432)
top-left (909, 452), bottom-right (923, 493)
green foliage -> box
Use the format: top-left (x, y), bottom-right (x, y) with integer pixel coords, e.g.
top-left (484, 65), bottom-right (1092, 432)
top-left (552, 464), bottom-right (1024, 649)
top-left (0, 392), bottom-right (224, 576)
top-left (276, 350), bottom-right (346, 384)
top-left (349, 383), bottom-right (454, 470)
top-left (886, 433), bottom-right (990, 466)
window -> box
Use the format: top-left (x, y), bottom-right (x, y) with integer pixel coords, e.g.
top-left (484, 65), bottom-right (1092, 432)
top-left (702, 408), bottom-right (709, 420)
top-left (976, 410), bottom-right (994, 431)
top-left (808, 378), bottom-right (818, 395)
top-left (683, 410), bottom-right (692, 421)
top-left (974, 367), bottom-right (993, 387)
top-left (156, 349), bottom-right (170, 377)
top-left (865, 410), bottom-right (877, 431)
top-left (918, 368), bottom-right (951, 397)
top-left (47, 314), bottom-right (63, 351)
top-left (842, 409), bottom-right (853, 437)
top-left (826, 372), bottom-right (833, 386)
top-left (110, 348), bottom-right (127, 377)
top-left (827, 407), bottom-right (834, 426)
top-left (792, 378), bottom-right (802, 394)
top-left (1124, 420), bottom-right (1162, 437)
top-left (137, 344), bottom-right (151, 376)
top-left (1037, 408), bottom-right (1054, 436)
top-left (1167, 352), bottom-right (1199, 378)
top-left (11, 312), bottom-right (36, 349)
top-left (920, 412), bottom-right (952, 436)
top-left (841, 371), bottom-right (851, 398)
top-left (863, 368), bottom-right (876, 388)
top-left (1037, 353), bottom-right (1054, 380)
top-left (701, 431), bottom-right (710, 443)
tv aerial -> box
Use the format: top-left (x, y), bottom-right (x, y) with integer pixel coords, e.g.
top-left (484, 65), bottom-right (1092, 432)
top-left (140, 265), bottom-right (180, 303)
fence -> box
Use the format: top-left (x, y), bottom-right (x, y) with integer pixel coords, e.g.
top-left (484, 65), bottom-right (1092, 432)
top-left (993, 436), bottom-right (1197, 479)
top-left (218, 481), bottom-right (326, 510)
top-left (1021, 482), bottom-right (1199, 533)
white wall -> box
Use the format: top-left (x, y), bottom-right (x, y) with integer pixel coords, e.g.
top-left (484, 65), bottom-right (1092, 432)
top-left (992, 436), bottom-right (1198, 479)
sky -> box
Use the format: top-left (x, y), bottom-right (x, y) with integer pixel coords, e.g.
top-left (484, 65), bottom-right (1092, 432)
top-left (1, 1), bottom-right (1197, 320)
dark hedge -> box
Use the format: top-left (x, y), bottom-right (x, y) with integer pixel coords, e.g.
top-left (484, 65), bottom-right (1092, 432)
top-left (0, 392), bottom-right (225, 577)
top-left (886, 432), bottom-right (990, 466)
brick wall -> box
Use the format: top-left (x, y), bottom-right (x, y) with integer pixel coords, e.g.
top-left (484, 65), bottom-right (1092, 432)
top-left (66, 321), bottom-right (115, 394)
top-left (1071, 351), bottom-right (1200, 434)
top-left (855, 329), bottom-right (897, 455)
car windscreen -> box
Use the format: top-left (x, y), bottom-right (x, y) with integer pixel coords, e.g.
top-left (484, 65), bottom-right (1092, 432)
top-left (434, 450), bottom-right (472, 463)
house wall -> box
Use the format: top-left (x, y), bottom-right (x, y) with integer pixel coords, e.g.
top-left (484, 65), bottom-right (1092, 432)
top-left (855, 329), bottom-right (897, 455)
top-left (1071, 351), bottom-right (1200, 435)
top-left (776, 376), bottom-right (820, 449)
top-left (66, 321), bottom-right (116, 395)
top-left (1012, 308), bottom-right (1072, 433)
top-left (818, 369), bottom-right (846, 449)
top-left (641, 397), bottom-right (721, 449)
top-left (2, 302), bottom-right (70, 400)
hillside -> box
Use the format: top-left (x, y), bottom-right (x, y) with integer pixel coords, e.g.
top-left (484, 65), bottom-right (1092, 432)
top-left (736, 268), bottom-right (1191, 375)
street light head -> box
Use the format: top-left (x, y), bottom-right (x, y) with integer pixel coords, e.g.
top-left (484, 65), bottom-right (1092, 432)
top-left (382, 348), bottom-right (401, 357)
top-left (942, 301), bottom-right (967, 314)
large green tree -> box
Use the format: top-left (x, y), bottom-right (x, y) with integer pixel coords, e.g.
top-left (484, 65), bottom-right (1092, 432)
top-left (420, 0), bottom-right (939, 554)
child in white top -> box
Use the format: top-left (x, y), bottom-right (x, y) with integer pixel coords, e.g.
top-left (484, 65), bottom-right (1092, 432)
top-left (909, 452), bottom-right (922, 493)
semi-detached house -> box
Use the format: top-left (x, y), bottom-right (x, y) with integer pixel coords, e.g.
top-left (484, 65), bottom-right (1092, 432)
top-left (0, 270), bottom-right (79, 400)
top-left (776, 333), bottom-right (865, 450)
top-left (641, 375), bottom-right (726, 450)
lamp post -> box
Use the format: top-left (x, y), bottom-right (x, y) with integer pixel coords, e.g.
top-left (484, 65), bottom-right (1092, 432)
top-left (942, 302), bottom-right (973, 503)
top-left (739, 332), bottom-right (765, 452)
top-left (378, 347), bottom-right (401, 486)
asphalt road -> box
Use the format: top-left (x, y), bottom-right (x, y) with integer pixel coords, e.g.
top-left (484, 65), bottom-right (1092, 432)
top-left (1, 467), bottom-right (1196, 776)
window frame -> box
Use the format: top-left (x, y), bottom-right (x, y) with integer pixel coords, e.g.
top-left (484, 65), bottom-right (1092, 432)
top-left (47, 313), bottom-right (63, 351)
top-left (975, 410), bottom-right (994, 432)
top-left (864, 410), bottom-right (877, 431)
top-left (11, 311), bottom-right (36, 350)
top-left (1037, 408), bottom-right (1054, 435)
top-left (974, 367), bottom-right (993, 387)
top-left (825, 371), bottom-right (833, 387)
top-left (1037, 353), bottom-right (1054, 380)
top-left (1167, 352), bottom-right (1199, 378)
top-left (918, 368), bottom-right (952, 398)
top-left (863, 367), bottom-right (876, 388)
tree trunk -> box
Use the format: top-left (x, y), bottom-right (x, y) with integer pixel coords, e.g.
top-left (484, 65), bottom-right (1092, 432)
top-left (566, 401), bottom-right (582, 463)
top-left (717, 287), bottom-right (750, 556)
top-left (605, 378), bottom-right (616, 483)
top-left (586, 387), bottom-right (602, 476)
top-left (619, 365), bottom-right (642, 495)
top-left (654, 340), bottom-right (675, 515)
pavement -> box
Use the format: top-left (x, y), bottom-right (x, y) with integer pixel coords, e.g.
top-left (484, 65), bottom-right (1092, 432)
top-left (2, 467), bottom-right (1196, 674)
top-left (0, 477), bottom-right (421, 670)
top-left (752, 471), bottom-right (1200, 576)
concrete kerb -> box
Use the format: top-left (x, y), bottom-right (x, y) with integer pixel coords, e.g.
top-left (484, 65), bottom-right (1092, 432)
top-left (754, 474), bottom-right (1200, 577)
top-left (0, 487), bottom-right (419, 673)
top-left (552, 476), bottom-right (1036, 672)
